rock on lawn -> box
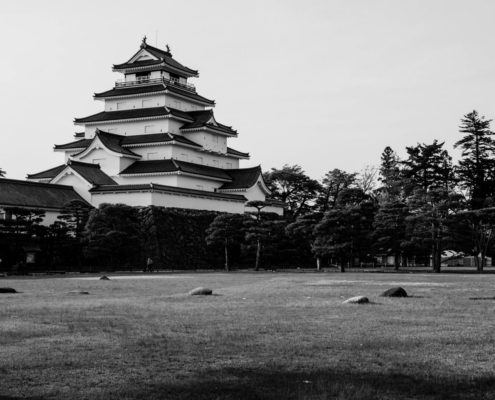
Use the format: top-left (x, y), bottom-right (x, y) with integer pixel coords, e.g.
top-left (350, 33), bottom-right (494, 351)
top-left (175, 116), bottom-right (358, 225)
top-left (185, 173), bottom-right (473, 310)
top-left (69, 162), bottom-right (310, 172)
top-left (100, 276), bottom-right (110, 280)
top-left (69, 290), bottom-right (90, 295)
top-left (0, 287), bottom-right (17, 293)
top-left (380, 287), bottom-right (408, 298)
top-left (189, 287), bottom-right (213, 296)
top-left (343, 296), bottom-right (369, 304)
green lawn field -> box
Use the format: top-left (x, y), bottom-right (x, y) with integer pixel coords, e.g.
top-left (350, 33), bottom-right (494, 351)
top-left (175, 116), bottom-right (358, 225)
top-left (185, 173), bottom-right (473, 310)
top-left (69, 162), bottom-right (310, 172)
top-left (1, 272), bottom-right (494, 399)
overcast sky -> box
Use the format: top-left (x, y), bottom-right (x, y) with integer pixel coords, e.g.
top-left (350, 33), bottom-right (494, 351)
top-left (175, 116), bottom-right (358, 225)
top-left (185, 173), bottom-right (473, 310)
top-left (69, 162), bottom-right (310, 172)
top-left (1, 0), bottom-right (494, 181)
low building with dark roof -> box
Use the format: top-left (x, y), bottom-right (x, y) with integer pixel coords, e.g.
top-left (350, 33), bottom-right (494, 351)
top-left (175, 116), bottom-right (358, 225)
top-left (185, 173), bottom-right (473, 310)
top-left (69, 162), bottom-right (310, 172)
top-left (20, 38), bottom-right (284, 215)
top-left (0, 178), bottom-right (90, 225)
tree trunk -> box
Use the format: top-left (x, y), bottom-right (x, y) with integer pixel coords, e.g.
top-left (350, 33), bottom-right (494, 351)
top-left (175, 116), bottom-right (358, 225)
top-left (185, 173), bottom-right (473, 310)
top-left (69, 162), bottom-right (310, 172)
top-left (479, 254), bottom-right (485, 273)
top-left (394, 250), bottom-right (399, 271)
top-left (436, 247), bottom-right (442, 273)
top-left (432, 242), bottom-right (441, 273)
top-left (254, 240), bottom-right (261, 271)
top-left (316, 257), bottom-right (321, 271)
top-left (340, 258), bottom-right (346, 273)
top-left (224, 241), bottom-right (230, 271)
top-left (474, 255), bottom-right (480, 270)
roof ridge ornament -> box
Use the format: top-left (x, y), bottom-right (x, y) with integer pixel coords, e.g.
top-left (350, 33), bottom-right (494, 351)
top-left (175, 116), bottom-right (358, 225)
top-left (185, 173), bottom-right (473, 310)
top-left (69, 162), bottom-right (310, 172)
top-left (166, 44), bottom-right (171, 55)
top-left (140, 36), bottom-right (147, 49)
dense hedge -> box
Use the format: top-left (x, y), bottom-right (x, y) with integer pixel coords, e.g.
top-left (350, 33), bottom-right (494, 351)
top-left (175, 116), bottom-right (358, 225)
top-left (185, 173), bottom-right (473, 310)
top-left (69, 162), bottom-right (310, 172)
top-left (139, 206), bottom-right (225, 270)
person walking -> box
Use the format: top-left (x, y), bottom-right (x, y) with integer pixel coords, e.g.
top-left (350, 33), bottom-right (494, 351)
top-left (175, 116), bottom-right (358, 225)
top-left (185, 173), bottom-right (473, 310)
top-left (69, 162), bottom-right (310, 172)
top-left (147, 257), bottom-right (154, 273)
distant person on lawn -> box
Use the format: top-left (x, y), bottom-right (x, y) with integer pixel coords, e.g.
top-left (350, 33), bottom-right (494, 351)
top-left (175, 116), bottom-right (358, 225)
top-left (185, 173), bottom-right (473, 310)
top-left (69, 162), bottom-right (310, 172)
top-left (147, 258), bottom-right (154, 273)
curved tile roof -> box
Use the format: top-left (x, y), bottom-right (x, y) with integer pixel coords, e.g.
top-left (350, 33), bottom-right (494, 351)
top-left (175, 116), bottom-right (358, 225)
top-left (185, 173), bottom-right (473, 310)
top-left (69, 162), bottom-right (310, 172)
top-left (0, 178), bottom-right (89, 210)
top-left (119, 159), bottom-right (232, 181)
top-left (180, 110), bottom-right (237, 135)
top-left (119, 159), bottom-right (178, 175)
top-left (54, 139), bottom-right (92, 151)
top-left (220, 166), bottom-right (263, 190)
top-left (74, 106), bottom-right (193, 124)
top-left (113, 43), bottom-right (198, 76)
top-left (27, 165), bottom-right (66, 180)
top-left (55, 132), bottom-right (203, 153)
top-left (94, 84), bottom-right (215, 105)
top-left (227, 147), bottom-right (250, 158)
top-left (66, 160), bottom-right (117, 185)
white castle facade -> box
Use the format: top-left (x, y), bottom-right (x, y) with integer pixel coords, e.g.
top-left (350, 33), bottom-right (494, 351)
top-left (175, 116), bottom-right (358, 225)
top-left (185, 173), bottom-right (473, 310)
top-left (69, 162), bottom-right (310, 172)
top-left (26, 38), bottom-right (284, 215)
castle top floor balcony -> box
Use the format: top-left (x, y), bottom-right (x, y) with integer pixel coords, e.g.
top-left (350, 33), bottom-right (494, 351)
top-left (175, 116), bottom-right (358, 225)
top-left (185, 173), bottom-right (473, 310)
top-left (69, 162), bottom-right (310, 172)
top-left (115, 75), bottom-right (196, 92)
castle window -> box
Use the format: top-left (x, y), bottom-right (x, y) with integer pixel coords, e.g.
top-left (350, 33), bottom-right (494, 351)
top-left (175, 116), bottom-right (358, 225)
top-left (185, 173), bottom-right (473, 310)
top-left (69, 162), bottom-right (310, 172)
top-left (142, 100), bottom-right (151, 108)
top-left (145, 125), bottom-right (155, 133)
top-left (213, 160), bottom-right (219, 167)
top-left (197, 157), bottom-right (203, 164)
top-left (174, 101), bottom-right (181, 110)
top-left (117, 102), bottom-right (126, 110)
top-left (212, 135), bottom-right (218, 143)
top-left (181, 154), bottom-right (188, 162)
top-left (197, 185), bottom-right (203, 191)
top-left (147, 153), bottom-right (158, 160)
top-left (191, 106), bottom-right (197, 111)
top-left (226, 163), bottom-right (232, 169)
top-left (107, 128), bottom-right (118, 133)
top-left (93, 158), bottom-right (106, 167)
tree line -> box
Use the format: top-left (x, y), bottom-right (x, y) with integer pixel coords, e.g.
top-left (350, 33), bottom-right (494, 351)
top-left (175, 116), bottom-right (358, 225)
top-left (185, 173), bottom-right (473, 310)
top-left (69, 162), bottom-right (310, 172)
top-left (2, 110), bottom-right (495, 273)
top-left (243, 110), bottom-right (495, 272)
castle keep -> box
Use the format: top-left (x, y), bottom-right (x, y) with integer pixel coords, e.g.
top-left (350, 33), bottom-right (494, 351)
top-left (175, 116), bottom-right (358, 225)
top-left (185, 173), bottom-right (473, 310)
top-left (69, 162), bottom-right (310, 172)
top-left (25, 38), bottom-right (284, 215)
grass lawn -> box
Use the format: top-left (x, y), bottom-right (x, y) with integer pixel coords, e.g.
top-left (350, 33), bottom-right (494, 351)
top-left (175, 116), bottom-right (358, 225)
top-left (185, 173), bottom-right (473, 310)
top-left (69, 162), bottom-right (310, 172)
top-left (1, 271), bottom-right (495, 399)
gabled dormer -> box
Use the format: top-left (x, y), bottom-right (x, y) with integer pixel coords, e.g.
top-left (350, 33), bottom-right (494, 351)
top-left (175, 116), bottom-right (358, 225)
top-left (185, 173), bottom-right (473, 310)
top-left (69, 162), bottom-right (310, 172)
top-left (69, 129), bottom-right (141, 176)
top-left (112, 37), bottom-right (199, 79)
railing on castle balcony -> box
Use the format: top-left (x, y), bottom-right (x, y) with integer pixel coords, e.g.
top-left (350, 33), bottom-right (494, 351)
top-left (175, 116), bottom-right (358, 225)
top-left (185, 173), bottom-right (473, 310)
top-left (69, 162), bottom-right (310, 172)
top-left (115, 76), bottom-right (196, 92)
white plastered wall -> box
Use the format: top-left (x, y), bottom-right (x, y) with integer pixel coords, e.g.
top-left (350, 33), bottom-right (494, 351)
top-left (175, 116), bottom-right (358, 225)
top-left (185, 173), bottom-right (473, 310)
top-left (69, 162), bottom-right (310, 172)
top-left (76, 148), bottom-right (121, 177)
top-left (183, 131), bottom-right (228, 154)
top-left (176, 175), bottom-right (224, 191)
top-left (151, 192), bottom-right (243, 213)
top-left (168, 146), bottom-right (239, 169)
top-left (52, 173), bottom-right (93, 203)
top-left (242, 181), bottom-right (284, 216)
top-left (65, 150), bottom-right (82, 162)
top-left (91, 191), bottom-right (244, 213)
top-left (104, 93), bottom-right (207, 113)
top-left (105, 94), bottom-right (166, 112)
top-left (91, 192), bottom-right (153, 208)
top-left (0, 209), bottom-right (61, 226)
top-left (163, 94), bottom-right (206, 112)
top-left (84, 119), bottom-right (171, 138)
top-left (114, 174), bottom-right (178, 186)
top-left (126, 145), bottom-right (174, 160)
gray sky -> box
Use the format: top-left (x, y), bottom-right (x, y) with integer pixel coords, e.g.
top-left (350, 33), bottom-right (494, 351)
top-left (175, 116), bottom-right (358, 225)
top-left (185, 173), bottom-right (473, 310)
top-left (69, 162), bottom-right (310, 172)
top-left (1, 0), bottom-right (494, 181)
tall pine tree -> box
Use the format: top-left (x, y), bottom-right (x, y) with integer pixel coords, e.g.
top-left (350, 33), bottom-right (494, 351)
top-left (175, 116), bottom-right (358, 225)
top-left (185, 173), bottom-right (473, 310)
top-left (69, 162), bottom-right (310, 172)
top-left (402, 140), bottom-right (454, 193)
top-left (454, 110), bottom-right (495, 209)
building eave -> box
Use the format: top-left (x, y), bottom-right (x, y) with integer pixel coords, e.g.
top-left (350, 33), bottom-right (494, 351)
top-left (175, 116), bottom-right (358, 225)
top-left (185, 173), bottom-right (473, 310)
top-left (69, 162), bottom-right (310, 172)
top-left (122, 141), bottom-right (201, 150)
top-left (180, 126), bottom-right (238, 137)
top-left (93, 89), bottom-right (167, 102)
top-left (0, 203), bottom-right (65, 212)
top-left (91, 187), bottom-right (245, 203)
top-left (75, 114), bottom-right (192, 126)
top-left (118, 170), bottom-right (231, 182)
top-left (163, 89), bottom-right (215, 107)
top-left (226, 153), bottom-right (250, 160)
top-left (54, 148), bottom-right (86, 153)
top-left (112, 62), bottom-right (199, 78)
top-left (71, 136), bottom-right (142, 160)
